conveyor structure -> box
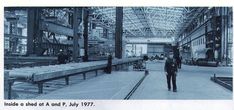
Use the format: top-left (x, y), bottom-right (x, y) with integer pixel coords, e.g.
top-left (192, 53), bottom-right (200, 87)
top-left (5, 58), bottom-right (143, 99)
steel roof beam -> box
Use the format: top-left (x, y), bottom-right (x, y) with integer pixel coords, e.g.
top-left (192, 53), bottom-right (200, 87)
top-left (93, 7), bottom-right (137, 36)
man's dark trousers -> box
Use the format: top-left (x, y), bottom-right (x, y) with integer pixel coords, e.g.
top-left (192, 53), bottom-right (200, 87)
top-left (167, 72), bottom-right (177, 91)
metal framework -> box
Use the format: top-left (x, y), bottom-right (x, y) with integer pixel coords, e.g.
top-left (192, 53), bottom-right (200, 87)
top-left (4, 7), bottom-right (205, 56)
top-left (91, 7), bottom-right (204, 39)
top-left (5, 7), bottom-right (203, 41)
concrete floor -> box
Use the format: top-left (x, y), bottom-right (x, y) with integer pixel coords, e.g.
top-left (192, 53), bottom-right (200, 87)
top-left (13, 60), bottom-right (232, 100)
top-left (131, 61), bottom-right (232, 100)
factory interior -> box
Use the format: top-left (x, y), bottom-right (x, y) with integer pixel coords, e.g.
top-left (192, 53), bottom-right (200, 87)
top-left (3, 7), bottom-right (233, 100)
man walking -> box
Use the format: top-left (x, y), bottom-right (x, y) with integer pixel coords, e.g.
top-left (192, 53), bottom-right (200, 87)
top-left (176, 56), bottom-right (182, 69)
top-left (179, 56), bottom-right (182, 69)
top-left (105, 54), bottom-right (113, 74)
top-left (164, 52), bottom-right (178, 92)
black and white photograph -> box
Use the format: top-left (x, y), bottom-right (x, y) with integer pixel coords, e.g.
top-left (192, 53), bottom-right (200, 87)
top-left (1, 3), bottom-right (233, 110)
top-left (3, 7), bottom-right (232, 100)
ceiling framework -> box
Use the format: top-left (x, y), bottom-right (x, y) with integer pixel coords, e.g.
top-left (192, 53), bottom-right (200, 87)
top-left (41, 8), bottom-right (73, 28)
top-left (91, 7), bottom-right (204, 40)
top-left (4, 7), bottom-right (205, 41)
top-left (176, 7), bottom-right (205, 38)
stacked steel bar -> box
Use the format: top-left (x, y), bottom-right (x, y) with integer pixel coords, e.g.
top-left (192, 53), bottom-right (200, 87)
top-left (8, 58), bottom-right (142, 82)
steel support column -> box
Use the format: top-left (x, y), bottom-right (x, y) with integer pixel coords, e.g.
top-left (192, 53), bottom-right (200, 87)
top-left (35, 9), bottom-right (43, 56)
top-left (27, 8), bottom-right (36, 55)
top-left (83, 8), bottom-right (89, 62)
top-left (221, 7), bottom-right (229, 65)
top-left (27, 8), bottom-right (43, 56)
top-left (115, 7), bottom-right (123, 59)
top-left (73, 8), bottom-right (83, 62)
